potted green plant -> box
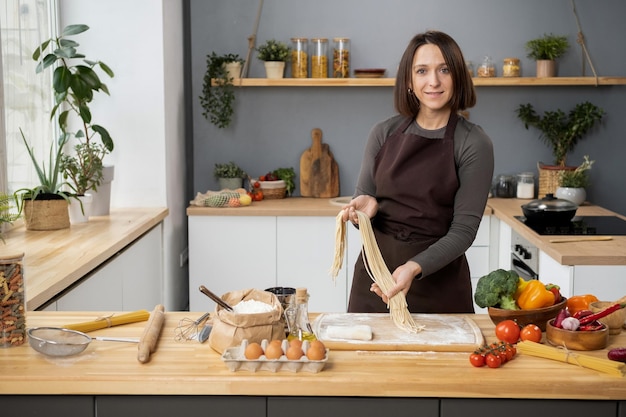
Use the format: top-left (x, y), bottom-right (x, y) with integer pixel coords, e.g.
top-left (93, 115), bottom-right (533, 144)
top-left (14, 130), bottom-right (73, 230)
top-left (33, 24), bottom-right (115, 218)
top-left (524, 33), bottom-right (569, 77)
top-left (516, 101), bottom-right (604, 197)
top-left (214, 161), bottom-right (247, 190)
top-left (555, 155), bottom-right (594, 205)
top-left (0, 192), bottom-right (20, 242)
top-left (200, 52), bottom-right (244, 129)
top-left (256, 39), bottom-right (290, 79)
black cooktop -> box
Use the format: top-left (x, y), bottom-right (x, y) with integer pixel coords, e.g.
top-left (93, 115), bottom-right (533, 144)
top-left (515, 216), bottom-right (626, 236)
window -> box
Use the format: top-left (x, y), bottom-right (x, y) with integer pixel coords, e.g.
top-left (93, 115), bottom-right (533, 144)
top-left (1, 0), bottom-right (56, 195)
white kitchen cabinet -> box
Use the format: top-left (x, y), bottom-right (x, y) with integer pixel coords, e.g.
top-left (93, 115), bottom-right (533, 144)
top-left (188, 216), bottom-right (276, 312)
top-left (54, 225), bottom-right (164, 311)
top-left (467, 216), bottom-right (492, 313)
top-left (572, 265), bottom-right (626, 301)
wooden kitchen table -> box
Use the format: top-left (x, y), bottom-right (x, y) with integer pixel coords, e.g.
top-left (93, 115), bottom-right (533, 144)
top-left (1, 311), bottom-right (625, 401)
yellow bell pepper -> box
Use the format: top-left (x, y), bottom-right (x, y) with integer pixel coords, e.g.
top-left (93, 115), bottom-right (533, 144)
top-left (517, 280), bottom-right (555, 310)
top-left (513, 277), bottom-right (529, 301)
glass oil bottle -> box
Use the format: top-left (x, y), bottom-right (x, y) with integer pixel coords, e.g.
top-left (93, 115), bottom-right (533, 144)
top-left (285, 287), bottom-right (317, 341)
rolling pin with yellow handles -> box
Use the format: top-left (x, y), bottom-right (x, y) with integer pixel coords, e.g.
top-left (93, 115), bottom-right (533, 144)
top-left (137, 304), bottom-right (165, 364)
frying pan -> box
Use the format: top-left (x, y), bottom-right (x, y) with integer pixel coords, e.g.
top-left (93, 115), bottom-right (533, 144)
top-left (27, 327), bottom-right (139, 357)
top-left (521, 193), bottom-right (578, 225)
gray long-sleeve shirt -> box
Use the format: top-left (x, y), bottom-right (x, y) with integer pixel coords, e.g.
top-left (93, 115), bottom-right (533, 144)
top-left (354, 114), bottom-right (494, 279)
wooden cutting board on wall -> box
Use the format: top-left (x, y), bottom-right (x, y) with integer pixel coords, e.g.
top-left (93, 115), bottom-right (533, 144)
top-left (299, 128), bottom-right (339, 198)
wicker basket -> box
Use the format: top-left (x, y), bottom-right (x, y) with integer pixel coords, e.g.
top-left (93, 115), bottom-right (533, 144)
top-left (537, 162), bottom-right (576, 199)
top-left (261, 187), bottom-right (286, 199)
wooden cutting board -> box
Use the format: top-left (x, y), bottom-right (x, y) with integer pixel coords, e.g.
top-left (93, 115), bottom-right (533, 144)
top-left (299, 128), bottom-right (339, 198)
top-left (312, 313), bottom-right (484, 352)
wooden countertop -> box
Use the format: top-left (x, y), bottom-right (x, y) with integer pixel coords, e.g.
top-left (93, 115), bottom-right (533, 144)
top-left (488, 198), bottom-right (626, 265)
top-left (187, 197), bottom-right (493, 217)
top-left (0, 208), bottom-right (168, 310)
top-left (1, 311), bottom-right (625, 399)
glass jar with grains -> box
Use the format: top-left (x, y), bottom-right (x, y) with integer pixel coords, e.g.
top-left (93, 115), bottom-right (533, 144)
top-left (332, 37), bottom-right (350, 78)
top-left (477, 55), bottom-right (495, 78)
top-left (502, 57), bottom-right (520, 77)
top-left (311, 38), bottom-right (328, 78)
top-left (0, 251), bottom-right (26, 348)
top-left (291, 37), bottom-right (308, 78)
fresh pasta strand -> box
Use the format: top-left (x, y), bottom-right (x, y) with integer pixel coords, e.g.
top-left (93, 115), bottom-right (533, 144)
top-left (330, 210), bottom-right (423, 333)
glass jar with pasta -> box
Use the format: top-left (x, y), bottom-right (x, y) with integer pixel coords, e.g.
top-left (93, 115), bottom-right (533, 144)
top-left (332, 37), bottom-right (350, 78)
top-left (502, 57), bottom-right (520, 77)
top-left (0, 251), bottom-right (26, 348)
top-left (311, 38), bottom-right (328, 78)
top-left (291, 37), bottom-right (308, 78)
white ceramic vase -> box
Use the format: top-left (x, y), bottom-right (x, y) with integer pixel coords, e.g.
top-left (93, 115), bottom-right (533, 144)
top-left (218, 177), bottom-right (243, 190)
top-left (555, 187), bottom-right (586, 206)
top-left (224, 62), bottom-right (241, 79)
top-left (90, 165), bottom-right (114, 216)
top-left (69, 194), bottom-right (93, 224)
top-left (264, 61), bottom-right (285, 79)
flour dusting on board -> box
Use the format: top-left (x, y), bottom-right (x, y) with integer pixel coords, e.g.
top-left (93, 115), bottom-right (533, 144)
top-left (312, 313), bottom-right (484, 352)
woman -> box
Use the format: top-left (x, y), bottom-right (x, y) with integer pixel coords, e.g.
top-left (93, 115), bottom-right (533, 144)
top-left (343, 30), bottom-right (494, 314)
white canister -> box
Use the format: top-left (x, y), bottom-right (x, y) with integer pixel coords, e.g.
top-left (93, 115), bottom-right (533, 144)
top-left (516, 172), bottom-right (535, 199)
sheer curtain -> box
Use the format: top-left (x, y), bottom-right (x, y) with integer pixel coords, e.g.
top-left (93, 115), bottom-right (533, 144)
top-left (0, 0), bottom-right (56, 195)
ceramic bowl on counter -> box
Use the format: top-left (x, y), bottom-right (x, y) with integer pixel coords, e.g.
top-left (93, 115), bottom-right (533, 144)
top-left (488, 297), bottom-right (567, 331)
top-left (545, 319), bottom-right (608, 351)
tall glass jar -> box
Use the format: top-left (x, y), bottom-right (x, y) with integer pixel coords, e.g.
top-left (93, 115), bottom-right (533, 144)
top-left (290, 37), bottom-right (308, 78)
top-left (516, 172), bottom-right (535, 199)
top-left (0, 251), bottom-right (26, 348)
top-left (332, 37), bottom-right (350, 78)
top-left (310, 38), bottom-right (328, 78)
top-left (502, 57), bottom-right (520, 77)
top-left (286, 288), bottom-right (316, 341)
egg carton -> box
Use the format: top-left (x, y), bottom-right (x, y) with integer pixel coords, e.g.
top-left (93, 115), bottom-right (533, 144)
top-left (221, 339), bottom-right (328, 373)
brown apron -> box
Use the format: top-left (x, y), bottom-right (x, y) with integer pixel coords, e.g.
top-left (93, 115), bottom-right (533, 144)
top-left (348, 114), bottom-right (474, 314)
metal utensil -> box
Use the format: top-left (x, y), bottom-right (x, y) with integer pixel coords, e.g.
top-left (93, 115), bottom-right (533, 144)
top-left (174, 312), bottom-right (211, 342)
top-left (199, 285), bottom-right (234, 311)
top-left (27, 327), bottom-right (139, 357)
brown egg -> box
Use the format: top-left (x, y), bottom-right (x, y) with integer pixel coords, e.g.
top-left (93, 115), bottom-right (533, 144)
top-left (286, 345), bottom-right (304, 360)
top-left (269, 339), bottom-right (282, 347)
top-left (306, 345), bottom-right (326, 361)
top-left (244, 342), bottom-right (263, 360)
top-left (309, 340), bottom-right (326, 351)
top-left (264, 341), bottom-right (283, 359)
top-left (289, 339), bottom-right (303, 349)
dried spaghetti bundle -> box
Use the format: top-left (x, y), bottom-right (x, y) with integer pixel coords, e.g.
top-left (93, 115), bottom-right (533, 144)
top-left (330, 210), bottom-right (422, 333)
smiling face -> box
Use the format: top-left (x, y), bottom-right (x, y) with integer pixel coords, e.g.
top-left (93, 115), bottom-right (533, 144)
top-left (410, 43), bottom-right (453, 120)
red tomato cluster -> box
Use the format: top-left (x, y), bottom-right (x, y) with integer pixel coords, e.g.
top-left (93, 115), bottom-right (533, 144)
top-left (469, 341), bottom-right (517, 368)
top-left (247, 181), bottom-right (264, 201)
top-left (495, 320), bottom-right (542, 344)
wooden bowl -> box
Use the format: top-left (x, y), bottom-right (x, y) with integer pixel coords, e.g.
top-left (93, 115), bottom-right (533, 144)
top-left (546, 319), bottom-right (608, 351)
top-left (488, 297), bottom-right (567, 331)
top-left (588, 301), bottom-right (626, 335)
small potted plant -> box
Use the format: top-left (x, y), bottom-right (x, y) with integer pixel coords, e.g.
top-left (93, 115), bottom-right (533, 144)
top-left (0, 192), bottom-right (20, 242)
top-left (256, 39), bottom-right (290, 79)
top-left (14, 130), bottom-right (74, 230)
top-left (524, 33), bottom-right (569, 77)
top-left (214, 161), bottom-right (247, 190)
top-left (555, 155), bottom-right (594, 206)
top-left (200, 52), bottom-right (244, 129)
top-left (33, 24), bottom-right (115, 219)
top-left (516, 101), bottom-right (604, 197)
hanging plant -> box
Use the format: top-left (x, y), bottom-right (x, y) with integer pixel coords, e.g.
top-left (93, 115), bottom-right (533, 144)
top-left (200, 52), bottom-right (244, 129)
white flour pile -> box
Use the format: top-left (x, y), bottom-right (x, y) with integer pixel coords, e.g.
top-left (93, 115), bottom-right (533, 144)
top-left (232, 299), bottom-right (274, 314)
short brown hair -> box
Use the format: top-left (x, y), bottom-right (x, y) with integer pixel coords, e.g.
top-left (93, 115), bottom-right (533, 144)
top-left (394, 30), bottom-right (476, 117)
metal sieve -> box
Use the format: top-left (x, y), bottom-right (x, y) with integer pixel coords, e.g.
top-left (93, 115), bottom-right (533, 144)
top-left (27, 327), bottom-right (139, 357)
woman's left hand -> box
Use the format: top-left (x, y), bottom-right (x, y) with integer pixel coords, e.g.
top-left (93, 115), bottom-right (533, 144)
top-left (370, 261), bottom-right (422, 303)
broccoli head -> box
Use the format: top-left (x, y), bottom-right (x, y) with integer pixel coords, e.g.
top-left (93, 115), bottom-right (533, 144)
top-left (474, 269), bottom-right (520, 310)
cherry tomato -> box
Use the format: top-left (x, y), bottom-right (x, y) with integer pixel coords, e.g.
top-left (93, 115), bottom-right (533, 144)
top-left (485, 353), bottom-right (501, 368)
top-left (520, 324), bottom-right (542, 343)
top-left (469, 352), bottom-right (485, 367)
top-left (495, 319), bottom-right (520, 344)
top-left (253, 181), bottom-right (261, 188)
top-left (255, 190), bottom-right (264, 200)
top-left (259, 175), bottom-right (266, 181)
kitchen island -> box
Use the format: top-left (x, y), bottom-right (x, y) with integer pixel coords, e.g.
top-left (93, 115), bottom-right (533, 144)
top-left (1, 311), bottom-right (625, 417)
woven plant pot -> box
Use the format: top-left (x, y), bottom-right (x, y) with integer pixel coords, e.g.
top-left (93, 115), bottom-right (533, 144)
top-left (537, 162), bottom-right (576, 199)
top-left (23, 196), bottom-right (70, 231)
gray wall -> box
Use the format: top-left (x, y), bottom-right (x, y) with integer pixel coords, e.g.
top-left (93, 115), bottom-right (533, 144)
top-left (187, 0), bottom-right (626, 215)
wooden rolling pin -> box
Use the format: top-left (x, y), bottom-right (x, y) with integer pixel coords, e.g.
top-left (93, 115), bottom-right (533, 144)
top-left (549, 236), bottom-right (613, 243)
top-left (137, 304), bottom-right (165, 363)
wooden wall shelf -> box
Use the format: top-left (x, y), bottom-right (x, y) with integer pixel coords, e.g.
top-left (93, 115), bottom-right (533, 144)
top-left (222, 76), bottom-right (626, 87)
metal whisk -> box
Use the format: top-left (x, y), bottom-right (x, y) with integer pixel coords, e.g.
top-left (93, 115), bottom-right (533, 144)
top-left (174, 312), bottom-right (211, 342)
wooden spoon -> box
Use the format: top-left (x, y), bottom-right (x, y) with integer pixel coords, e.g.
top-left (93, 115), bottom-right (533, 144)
top-left (549, 236), bottom-right (613, 243)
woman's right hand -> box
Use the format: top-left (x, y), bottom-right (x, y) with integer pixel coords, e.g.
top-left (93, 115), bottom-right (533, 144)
top-left (341, 195), bottom-right (378, 224)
